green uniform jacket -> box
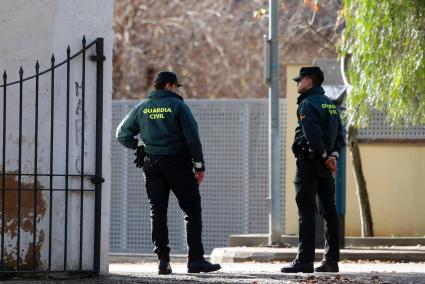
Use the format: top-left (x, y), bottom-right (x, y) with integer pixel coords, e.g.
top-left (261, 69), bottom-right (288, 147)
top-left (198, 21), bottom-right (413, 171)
top-left (116, 90), bottom-right (204, 163)
top-left (293, 86), bottom-right (345, 159)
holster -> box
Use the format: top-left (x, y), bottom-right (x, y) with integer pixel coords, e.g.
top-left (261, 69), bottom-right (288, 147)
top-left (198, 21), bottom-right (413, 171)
top-left (134, 145), bottom-right (146, 168)
top-left (292, 141), bottom-right (315, 160)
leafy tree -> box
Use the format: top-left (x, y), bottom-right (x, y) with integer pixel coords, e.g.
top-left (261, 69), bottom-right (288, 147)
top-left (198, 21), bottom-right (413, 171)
top-left (341, 0), bottom-right (425, 126)
top-left (340, 0), bottom-right (425, 236)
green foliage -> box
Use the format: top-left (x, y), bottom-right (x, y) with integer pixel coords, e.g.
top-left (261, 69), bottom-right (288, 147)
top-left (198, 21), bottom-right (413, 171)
top-left (341, 0), bottom-right (425, 127)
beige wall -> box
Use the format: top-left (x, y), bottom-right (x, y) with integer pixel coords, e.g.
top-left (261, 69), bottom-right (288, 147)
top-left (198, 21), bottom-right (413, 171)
top-left (345, 144), bottom-right (425, 236)
top-left (285, 65), bottom-right (425, 237)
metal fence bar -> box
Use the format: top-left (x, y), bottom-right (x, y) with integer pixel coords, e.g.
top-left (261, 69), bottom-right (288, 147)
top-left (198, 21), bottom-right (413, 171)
top-left (48, 54), bottom-right (55, 271)
top-left (1, 71), bottom-right (6, 267)
top-left (64, 46), bottom-right (71, 271)
top-left (1, 188), bottom-right (95, 192)
top-left (79, 36), bottom-right (86, 271)
top-left (0, 40), bottom-right (98, 89)
top-left (2, 173), bottom-right (95, 177)
top-left (16, 67), bottom-right (24, 271)
top-left (0, 36), bottom-right (102, 275)
top-left (93, 37), bottom-right (105, 274)
top-left (32, 61), bottom-right (40, 271)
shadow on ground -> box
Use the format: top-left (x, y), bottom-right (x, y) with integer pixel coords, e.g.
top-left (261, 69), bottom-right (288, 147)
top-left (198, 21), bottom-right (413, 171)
top-left (1, 271), bottom-right (425, 283)
top-left (97, 272), bottom-right (425, 284)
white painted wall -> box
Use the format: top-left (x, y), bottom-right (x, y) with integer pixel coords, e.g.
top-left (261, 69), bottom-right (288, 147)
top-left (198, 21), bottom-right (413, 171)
top-left (0, 0), bottom-right (113, 274)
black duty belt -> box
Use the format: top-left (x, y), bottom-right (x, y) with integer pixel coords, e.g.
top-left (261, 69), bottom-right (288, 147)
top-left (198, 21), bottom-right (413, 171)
top-left (295, 148), bottom-right (323, 160)
top-left (145, 153), bottom-right (190, 160)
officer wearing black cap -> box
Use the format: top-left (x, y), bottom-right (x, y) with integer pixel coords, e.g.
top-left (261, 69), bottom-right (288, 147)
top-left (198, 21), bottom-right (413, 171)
top-left (116, 71), bottom-right (221, 274)
top-left (281, 67), bottom-right (345, 273)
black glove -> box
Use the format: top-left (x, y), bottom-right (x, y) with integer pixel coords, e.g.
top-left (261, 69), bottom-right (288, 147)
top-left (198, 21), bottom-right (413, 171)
top-left (133, 145), bottom-right (145, 168)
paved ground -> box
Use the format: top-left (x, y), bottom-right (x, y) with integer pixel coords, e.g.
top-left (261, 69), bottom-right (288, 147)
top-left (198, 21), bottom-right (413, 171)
top-left (2, 261), bottom-right (425, 283)
top-left (210, 246), bottom-right (425, 263)
top-left (108, 261), bottom-right (425, 283)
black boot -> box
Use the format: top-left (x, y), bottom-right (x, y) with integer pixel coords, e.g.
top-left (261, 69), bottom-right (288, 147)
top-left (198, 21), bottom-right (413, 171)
top-left (158, 260), bottom-right (172, 275)
top-left (280, 260), bottom-right (314, 273)
top-left (188, 259), bottom-right (221, 273)
top-left (315, 260), bottom-right (339, 272)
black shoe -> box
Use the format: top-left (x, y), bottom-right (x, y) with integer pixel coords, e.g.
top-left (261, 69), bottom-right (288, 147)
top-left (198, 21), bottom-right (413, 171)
top-left (280, 260), bottom-right (314, 273)
top-left (314, 260), bottom-right (339, 272)
top-left (158, 260), bottom-right (172, 275)
top-left (188, 259), bottom-right (221, 273)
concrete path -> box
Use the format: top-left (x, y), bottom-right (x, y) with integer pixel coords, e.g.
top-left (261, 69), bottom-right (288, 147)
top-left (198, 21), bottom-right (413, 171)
top-left (2, 260), bottom-right (425, 283)
top-left (108, 261), bottom-right (425, 283)
top-left (210, 246), bottom-right (425, 263)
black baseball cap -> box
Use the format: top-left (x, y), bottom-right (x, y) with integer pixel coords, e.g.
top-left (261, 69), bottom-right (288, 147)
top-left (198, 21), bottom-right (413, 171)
top-left (293, 66), bottom-right (324, 82)
top-left (153, 71), bottom-right (183, 87)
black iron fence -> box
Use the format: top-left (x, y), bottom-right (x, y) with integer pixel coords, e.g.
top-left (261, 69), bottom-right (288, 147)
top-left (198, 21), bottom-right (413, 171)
top-left (0, 37), bottom-right (104, 276)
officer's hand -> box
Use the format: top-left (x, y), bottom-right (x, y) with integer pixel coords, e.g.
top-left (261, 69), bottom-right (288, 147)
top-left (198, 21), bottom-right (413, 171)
top-left (133, 146), bottom-right (145, 168)
top-left (324, 156), bottom-right (337, 173)
top-left (194, 172), bottom-right (205, 185)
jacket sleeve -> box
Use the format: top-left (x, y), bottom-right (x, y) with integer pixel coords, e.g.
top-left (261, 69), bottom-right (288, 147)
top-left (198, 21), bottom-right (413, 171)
top-left (116, 105), bottom-right (140, 149)
top-left (332, 110), bottom-right (346, 155)
top-left (299, 101), bottom-right (327, 158)
top-left (176, 102), bottom-right (204, 163)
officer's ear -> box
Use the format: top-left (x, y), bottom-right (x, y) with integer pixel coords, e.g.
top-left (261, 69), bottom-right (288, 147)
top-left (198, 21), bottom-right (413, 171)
top-left (164, 82), bottom-right (172, 90)
top-left (305, 76), bottom-right (313, 88)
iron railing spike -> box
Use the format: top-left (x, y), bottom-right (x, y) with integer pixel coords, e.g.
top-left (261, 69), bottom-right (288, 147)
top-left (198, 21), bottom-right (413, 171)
top-left (51, 54), bottom-right (55, 63)
top-left (67, 45), bottom-right (71, 55)
top-left (19, 66), bottom-right (24, 77)
top-left (35, 60), bottom-right (40, 70)
top-left (2, 70), bottom-right (6, 80)
top-left (82, 36), bottom-right (86, 46)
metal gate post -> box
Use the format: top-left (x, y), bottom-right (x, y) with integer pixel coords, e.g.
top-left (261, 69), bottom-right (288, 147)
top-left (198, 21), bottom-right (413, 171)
top-left (92, 37), bottom-right (105, 274)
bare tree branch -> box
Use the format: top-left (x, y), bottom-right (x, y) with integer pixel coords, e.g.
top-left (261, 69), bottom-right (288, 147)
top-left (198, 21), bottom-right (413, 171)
top-left (113, 0), bottom-right (342, 99)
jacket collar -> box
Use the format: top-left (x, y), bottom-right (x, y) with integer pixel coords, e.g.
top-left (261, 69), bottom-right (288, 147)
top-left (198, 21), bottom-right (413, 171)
top-left (147, 90), bottom-right (183, 101)
top-left (296, 86), bottom-right (324, 105)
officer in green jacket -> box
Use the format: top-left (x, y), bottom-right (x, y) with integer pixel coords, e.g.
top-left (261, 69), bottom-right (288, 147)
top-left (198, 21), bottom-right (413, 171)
top-left (281, 67), bottom-right (344, 274)
top-left (116, 71), bottom-right (221, 275)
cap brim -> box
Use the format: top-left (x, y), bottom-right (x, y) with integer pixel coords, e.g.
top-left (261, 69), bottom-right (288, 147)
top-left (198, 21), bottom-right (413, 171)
top-left (293, 75), bottom-right (303, 82)
top-left (152, 80), bottom-right (183, 87)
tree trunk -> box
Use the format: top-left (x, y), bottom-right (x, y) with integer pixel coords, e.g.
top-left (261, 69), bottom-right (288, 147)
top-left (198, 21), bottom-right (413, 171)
top-left (347, 125), bottom-right (374, 237)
